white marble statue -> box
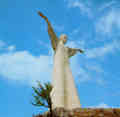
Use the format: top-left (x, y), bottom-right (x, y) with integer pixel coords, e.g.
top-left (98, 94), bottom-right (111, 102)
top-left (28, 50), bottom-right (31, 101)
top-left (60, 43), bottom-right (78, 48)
top-left (38, 11), bottom-right (84, 109)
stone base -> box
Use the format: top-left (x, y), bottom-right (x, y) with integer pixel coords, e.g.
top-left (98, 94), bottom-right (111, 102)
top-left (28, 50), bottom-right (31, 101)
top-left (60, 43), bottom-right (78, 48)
top-left (33, 107), bottom-right (120, 117)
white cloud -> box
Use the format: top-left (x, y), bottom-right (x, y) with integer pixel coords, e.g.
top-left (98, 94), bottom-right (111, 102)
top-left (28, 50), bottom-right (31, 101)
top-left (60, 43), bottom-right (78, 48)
top-left (0, 40), bottom-right (16, 52)
top-left (0, 51), bottom-right (52, 85)
top-left (38, 40), bottom-right (50, 49)
top-left (98, 1), bottom-right (117, 11)
top-left (83, 62), bottom-right (107, 86)
top-left (70, 28), bottom-right (80, 36)
top-left (66, 40), bottom-right (85, 50)
top-left (86, 40), bottom-right (120, 58)
top-left (90, 102), bottom-right (120, 108)
top-left (68, 28), bottom-right (80, 39)
top-left (95, 9), bottom-right (120, 35)
top-left (66, 41), bottom-right (78, 48)
top-left (77, 68), bottom-right (91, 83)
top-left (85, 64), bottom-right (103, 73)
top-left (7, 45), bottom-right (16, 52)
top-left (65, 40), bottom-right (91, 84)
top-left (98, 103), bottom-right (109, 108)
top-left (65, 0), bottom-right (93, 18)
top-left (0, 41), bottom-right (87, 86)
top-left (90, 103), bottom-right (109, 108)
top-left (96, 79), bottom-right (106, 86)
top-left (0, 48), bottom-right (86, 86)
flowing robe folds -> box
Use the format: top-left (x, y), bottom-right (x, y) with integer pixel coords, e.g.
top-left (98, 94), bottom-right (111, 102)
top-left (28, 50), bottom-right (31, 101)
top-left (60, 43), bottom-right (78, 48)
top-left (51, 40), bottom-right (81, 109)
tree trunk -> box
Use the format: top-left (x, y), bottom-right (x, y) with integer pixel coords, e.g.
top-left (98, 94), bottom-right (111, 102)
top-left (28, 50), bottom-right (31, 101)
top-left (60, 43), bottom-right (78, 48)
top-left (48, 97), bottom-right (53, 117)
top-left (49, 104), bottom-right (52, 117)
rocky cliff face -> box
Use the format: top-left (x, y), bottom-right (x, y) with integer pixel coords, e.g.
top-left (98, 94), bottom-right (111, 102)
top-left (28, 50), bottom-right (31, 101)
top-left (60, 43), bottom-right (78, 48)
top-left (33, 107), bottom-right (120, 117)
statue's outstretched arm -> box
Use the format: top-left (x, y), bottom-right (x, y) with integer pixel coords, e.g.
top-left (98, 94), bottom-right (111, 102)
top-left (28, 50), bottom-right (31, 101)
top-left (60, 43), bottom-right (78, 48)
top-left (68, 47), bottom-right (84, 57)
top-left (38, 11), bottom-right (58, 51)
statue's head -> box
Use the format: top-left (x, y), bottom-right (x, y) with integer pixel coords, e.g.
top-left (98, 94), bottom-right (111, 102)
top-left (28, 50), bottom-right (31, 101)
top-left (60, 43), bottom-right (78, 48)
top-left (59, 34), bottom-right (67, 44)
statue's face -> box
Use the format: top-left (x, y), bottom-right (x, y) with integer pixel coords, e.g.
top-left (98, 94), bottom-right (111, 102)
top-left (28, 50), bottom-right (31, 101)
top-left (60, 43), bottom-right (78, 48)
top-left (60, 34), bottom-right (67, 44)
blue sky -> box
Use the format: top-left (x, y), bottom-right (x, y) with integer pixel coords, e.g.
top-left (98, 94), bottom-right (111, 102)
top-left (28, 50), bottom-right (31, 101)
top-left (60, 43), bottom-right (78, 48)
top-left (0, 0), bottom-right (120, 116)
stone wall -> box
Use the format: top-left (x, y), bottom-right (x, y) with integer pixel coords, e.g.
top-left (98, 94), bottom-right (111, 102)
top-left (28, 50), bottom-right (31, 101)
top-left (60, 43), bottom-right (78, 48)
top-left (33, 108), bottom-right (120, 117)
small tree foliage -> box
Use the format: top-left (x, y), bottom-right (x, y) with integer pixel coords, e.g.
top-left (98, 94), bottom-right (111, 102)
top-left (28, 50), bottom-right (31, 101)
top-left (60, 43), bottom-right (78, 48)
top-left (32, 81), bottom-right (53, 116)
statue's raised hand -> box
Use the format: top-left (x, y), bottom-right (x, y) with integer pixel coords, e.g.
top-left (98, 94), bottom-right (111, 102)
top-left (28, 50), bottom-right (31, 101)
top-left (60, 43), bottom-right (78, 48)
top-left (37, 11), bottom-right (49, 22)
top-left (77, 49), bottom-right (84, 53)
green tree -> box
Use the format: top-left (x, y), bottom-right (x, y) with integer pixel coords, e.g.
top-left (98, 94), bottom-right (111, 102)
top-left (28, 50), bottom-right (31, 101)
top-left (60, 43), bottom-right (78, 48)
top-left (32, 81), bottom-right (53, 117)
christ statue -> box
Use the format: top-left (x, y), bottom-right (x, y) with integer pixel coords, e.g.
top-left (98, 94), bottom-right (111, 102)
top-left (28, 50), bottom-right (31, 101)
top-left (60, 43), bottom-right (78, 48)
top-left (38, 11), bottom-right (84, 109)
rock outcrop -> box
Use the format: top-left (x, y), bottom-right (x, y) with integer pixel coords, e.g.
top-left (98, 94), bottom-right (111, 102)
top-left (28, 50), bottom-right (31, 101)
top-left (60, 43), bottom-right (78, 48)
top-left (33, 107), bottom-right (120, 117)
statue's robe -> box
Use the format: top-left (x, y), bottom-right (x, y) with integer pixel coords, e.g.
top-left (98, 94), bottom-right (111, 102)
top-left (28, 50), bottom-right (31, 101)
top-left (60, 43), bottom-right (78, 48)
top-left (51, 40), bottom-right (81, 109)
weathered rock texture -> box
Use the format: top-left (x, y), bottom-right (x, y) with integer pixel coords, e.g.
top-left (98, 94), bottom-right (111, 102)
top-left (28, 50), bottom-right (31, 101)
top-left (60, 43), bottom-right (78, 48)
top-left (33, 107), bottom-right (120, 117)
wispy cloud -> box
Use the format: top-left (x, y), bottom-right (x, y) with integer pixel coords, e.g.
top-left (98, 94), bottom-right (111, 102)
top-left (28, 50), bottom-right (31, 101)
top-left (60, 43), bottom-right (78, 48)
top-left (38, 40), bottom-right (50, 49)
top-left (0, 40), bottom-right (16, 52)
top-left (0, 40), bottom-right (87, 86)
top-left (96, 79), bottom-right (106, 86)
top-left (98, 1), bottom-right (117, 11)
top-left (77, 68), bottom-right (91, 83)
top-left (64, 0), bottom-right (93, 18)
top-left (66, 40), bottom-right (85, 50)
top-left (86, 40), bottom-right (120, 59)
top-left (66, 39), bottom-right (106, 85)
top-left (85, 63), bottom-right (103, 73)
top-left (69, 28), bottom-right (80, 37)
top-left (95, 9), bottom-right (120, 35)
